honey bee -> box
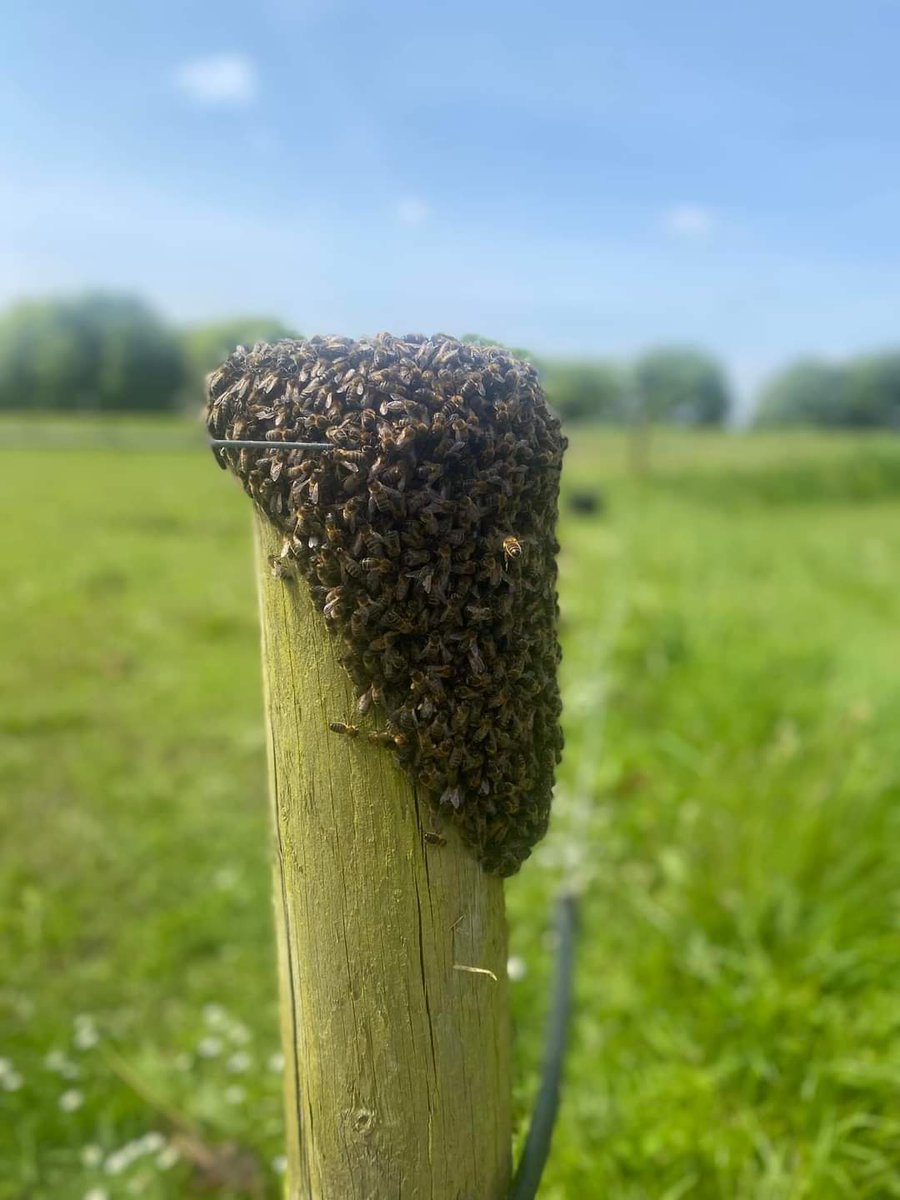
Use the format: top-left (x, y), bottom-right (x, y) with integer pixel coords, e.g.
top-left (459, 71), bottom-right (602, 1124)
top-left (268, 555), bottom-right (293, 581)
top-left (395, 574), bottom-right (412, 603)
top-left (335, 547), bottom-right (363, 580)
top-left (323, 587), bottom-right (343, 620)
top-left (440, 786), bottom-right (463, 810)
top-left (367, 730), bottom-right (406, 748)
top-left (329, 721), bottom-right (359, 736)
top-left (502, 536), bottom-right (522, 563)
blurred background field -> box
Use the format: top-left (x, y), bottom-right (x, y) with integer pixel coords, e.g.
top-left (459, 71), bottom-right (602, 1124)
top-left (5, 1), bottom-right (900, 1194)
top-left (2, 420), bottom-right (899, 1198)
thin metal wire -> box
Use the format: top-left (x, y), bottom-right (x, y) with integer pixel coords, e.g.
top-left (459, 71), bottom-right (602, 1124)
top-left (0, 436), bottom-right (336, 452)
top-left (210, 439), bottom-right (334, 450)
top-left (509, 891), bottom-right (579, 1200)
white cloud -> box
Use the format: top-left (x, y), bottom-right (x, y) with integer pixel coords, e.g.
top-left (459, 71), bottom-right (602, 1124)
top-left (665, 205), bottom-right (715, 238)
top-left (174, 54), bottom-right (257, 108)
top-left (396, 197), bottom-right (430, 226)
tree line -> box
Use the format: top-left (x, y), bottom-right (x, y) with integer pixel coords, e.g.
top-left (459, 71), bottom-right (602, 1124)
top-left (1, 292), bottom-right (898, 428)
top-left (0, 293), bottom-right (295, 413)
top-left (478, 339), bottom-right (900, 430)
top-left (754, 357), bottom-right (900, 429)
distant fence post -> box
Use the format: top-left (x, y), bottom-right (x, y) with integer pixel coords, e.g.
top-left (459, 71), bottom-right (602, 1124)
top-left (255, 513), bottom-right (512, 1200)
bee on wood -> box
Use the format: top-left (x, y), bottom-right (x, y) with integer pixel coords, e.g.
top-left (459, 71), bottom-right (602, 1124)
top-left (268, 554), bottom-right (293, 581)
top-left (424, 830), bottom-right (446, 847)
top-left (367, 730), bottom-right (406, 748)
top-left (329, 721), bottom-right (360, 736)
top-left (440, 786), bottom-right (463, 810)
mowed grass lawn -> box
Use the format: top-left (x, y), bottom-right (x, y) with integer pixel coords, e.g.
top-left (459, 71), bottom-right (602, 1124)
top-left (1, 423), bottom-right (899, 1198)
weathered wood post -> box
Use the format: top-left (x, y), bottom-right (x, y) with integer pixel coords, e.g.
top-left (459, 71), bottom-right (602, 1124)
top-left (256, 515), bottom-right (511, 1197)
top-left (208, 334), bottom-right (565, 1200)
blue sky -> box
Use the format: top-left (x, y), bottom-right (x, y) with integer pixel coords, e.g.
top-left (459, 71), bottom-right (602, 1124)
top-left (3, 0), bottom-right (900, 407)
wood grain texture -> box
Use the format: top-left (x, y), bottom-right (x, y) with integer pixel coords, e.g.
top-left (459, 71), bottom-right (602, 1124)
top-left (254, 516), bottom-right (512, 1200)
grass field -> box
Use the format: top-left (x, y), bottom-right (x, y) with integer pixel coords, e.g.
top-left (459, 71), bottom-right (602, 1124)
top-left (1, 424), bottom-right (899, 1198)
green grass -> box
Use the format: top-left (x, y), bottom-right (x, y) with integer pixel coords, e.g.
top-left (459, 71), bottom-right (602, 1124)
top-left (1, 425), bottom-right (899, 1198)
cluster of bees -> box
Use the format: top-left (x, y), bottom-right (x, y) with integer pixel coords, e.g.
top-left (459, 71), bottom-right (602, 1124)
top-left (207, 333), bottom-right (566, 876)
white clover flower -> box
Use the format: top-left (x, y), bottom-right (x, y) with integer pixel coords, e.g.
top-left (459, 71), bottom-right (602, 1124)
top-left (59, 1088), bottom-right (84, 1112)
top-left (507, 956), bottom-right (528, 982)
top-left (268, 1051), bottom-right (285, 1074)
top-left (104, 1148), bottom-right (131, 1175)
top-left (2, 1069), bottom-right (23, 1092)
top-left (117, 1139), bottom-right (148, 1164)
top-left (74, 1015), bottom-right (100, 1050)
top-left (45, 1050), bottom-right (81, 1079)
top-left (84, 1189), bottom-right (109, 1200)
top-left (80, 1144), bottom-right (104, 1167)
top-left (213, 865), bottom-right (241, 891)
top-left (272, 1155), bottom-right (287, 1175)
top-left (196, 1036), bottom-right (223, 1058)
top-left (0, 1057), bottom-right (11, 1076)
top-left (202, 1003), bottom-right (228, 1028)
top-left (139, 1131), bottom-right (165, 1153)
top-left (227, 1022), bottom-right (251, 1046)
top-left (156, 1144), bottom-right (180, 1170)
top-left (227, 1050), bottom-right (252, 1073)
top-left (224, 1084), bottom-right (245, 1105)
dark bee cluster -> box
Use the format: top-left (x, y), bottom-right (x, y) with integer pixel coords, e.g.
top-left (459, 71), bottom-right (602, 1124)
top-left (207, 333), bottom-right (566, 875)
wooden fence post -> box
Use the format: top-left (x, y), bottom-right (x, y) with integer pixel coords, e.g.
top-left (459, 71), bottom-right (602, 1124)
top-left (255, 515), bottom-right (512, 1199)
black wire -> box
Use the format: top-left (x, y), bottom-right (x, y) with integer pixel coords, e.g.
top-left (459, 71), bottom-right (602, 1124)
top-left (510, 891), bottom-right (579, 1200)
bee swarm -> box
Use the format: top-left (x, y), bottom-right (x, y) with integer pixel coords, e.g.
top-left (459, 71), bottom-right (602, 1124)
top-left (207, 334), bottom-right (566, 876)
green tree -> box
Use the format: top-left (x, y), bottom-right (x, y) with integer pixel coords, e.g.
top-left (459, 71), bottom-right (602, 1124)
top-left (755, 354), bottom-right (900, 428)
top-left (845, 352), bottom-right (900, 428)
top-left (754, 360), bottom-right (849, 427)
top-left (539, 359), bottom-right (626, 424)
top-left (0, 293), bottom-right (185, 412)
top-left (633, 347), bottom-right (731, 426)
top-left (183, 317), bottom-right (298, 380)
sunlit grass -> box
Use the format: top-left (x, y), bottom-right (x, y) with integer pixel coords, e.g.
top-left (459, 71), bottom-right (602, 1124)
top-left (1, 421), bottom-right (899, 1197)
